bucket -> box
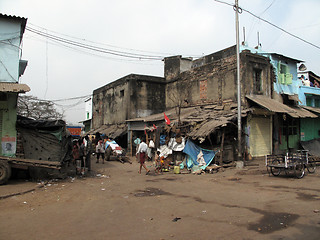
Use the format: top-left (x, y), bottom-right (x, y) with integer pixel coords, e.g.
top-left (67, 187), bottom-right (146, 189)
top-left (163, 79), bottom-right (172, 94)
top-left (174, 166), bottom-right (180, 174)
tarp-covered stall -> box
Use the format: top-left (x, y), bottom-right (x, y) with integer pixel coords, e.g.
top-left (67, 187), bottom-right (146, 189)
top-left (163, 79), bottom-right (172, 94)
top-left (16, 116), bottom-right (71, 164)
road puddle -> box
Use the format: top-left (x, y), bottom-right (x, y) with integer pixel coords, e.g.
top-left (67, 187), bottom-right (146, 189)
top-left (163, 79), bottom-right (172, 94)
top-left (247, 208), bottom-right (299, 234)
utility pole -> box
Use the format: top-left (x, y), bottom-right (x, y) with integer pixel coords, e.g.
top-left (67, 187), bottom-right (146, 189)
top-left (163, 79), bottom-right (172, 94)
top-left (235, 0), bottom-right (243, 168)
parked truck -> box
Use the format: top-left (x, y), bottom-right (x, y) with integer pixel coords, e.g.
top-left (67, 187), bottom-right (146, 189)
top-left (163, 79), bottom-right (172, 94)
top-left (0, 116), bottom-right (71, 185)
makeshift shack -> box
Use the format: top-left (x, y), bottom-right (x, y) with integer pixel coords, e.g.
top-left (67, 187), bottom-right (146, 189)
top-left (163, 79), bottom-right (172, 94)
top-left (16, 115), bottom-right (72, 178)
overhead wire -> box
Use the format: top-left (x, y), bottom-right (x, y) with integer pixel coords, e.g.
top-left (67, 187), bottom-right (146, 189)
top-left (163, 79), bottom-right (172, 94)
top-left (213, 0), bottom-right (320, 50)
top-left (28, 22), bottom-right (184, 57)
top-left (24, 33), bottom-right (163, 66)
top-left (26, 26), bottom-right (164, 60)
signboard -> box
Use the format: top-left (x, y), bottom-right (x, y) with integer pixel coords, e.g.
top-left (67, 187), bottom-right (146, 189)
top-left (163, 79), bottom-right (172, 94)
top-left (67, 126), bottom-right (82, 137)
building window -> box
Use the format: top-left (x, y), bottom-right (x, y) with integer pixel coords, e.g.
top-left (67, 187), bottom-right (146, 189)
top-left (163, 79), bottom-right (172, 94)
top-left (253, 68), bottom-right (262, 93)
top-left (278, 62), bottom-right (292, 85)
top-left (306, 96), bottom-right (312, 107)
top-left (281, 117), bottom-right (298, 136)
top-left (120, 90), bottom-right (124, 97)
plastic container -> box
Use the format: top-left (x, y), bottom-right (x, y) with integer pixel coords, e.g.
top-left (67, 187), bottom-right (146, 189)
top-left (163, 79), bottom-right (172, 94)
top-left (174, 166), bottom-right (180, 174)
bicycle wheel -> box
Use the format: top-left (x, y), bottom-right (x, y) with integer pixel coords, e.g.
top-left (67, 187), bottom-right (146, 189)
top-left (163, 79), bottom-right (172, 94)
top-left (306, 161), bottom-right (316, 173)
top-left (270, 159), bottom-right (281, 176)
top-left (294, 161), bottom-right (305, 179)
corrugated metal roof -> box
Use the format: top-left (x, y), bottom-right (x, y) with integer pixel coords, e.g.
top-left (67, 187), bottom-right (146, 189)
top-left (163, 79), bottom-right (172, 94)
top-left (246, 95), bottom-right (295, 113)
top-left (187, 108), bottom-right (251, 138)
top-left (246, 95), bottom-right (317, 118)
top-left (86, 123), bottom-right (127, 139)
top-left (0, 13), bottom-right (27, 38)
top-left (302, 106), bottom-right (320, 114)
top-left (287, 106), bottom-right (317, 118)
top-left (0, 82), bottom-right (30, 93)
top-left (127, 102), bottom-right (252, 138)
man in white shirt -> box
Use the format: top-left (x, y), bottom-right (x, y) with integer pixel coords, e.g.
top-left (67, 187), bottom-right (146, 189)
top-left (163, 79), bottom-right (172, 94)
top-left (136, 138), bottom-right (150, 174)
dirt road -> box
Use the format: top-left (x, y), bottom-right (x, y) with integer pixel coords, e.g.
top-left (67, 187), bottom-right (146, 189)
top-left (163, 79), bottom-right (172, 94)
top-left (0, 159), bottom-right (319, 240)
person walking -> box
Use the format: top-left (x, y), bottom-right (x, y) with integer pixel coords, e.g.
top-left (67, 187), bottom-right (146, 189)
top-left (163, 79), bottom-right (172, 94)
top-left (136, 137), bottom-right (150, 175)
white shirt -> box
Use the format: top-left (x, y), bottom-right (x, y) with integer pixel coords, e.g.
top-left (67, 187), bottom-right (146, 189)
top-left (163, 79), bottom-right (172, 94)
top-left (136, 141), bottom-right (148, 154)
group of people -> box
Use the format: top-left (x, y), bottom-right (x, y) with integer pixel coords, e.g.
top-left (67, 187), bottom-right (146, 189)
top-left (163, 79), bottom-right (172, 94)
top-left (95, 136), bottom-right (112, 164)
top-left (71, 135), bottom-right (92, 175)
top-left (300, 75), bottom-right (320, 88)
top-left (71, 134), bottom-right (113, 175)
top-left (135, 136), bottom-right (166, 175)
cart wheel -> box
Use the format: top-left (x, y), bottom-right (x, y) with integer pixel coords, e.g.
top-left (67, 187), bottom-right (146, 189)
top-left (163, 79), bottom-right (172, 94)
top-left (294, 161), bottom-right (305, 179)
top-left (0, 161), bottom-right (12, 185)
top-left (306, 161), bottom-right (316, 173)
top-left (270, 159), bottom-right (281, 176)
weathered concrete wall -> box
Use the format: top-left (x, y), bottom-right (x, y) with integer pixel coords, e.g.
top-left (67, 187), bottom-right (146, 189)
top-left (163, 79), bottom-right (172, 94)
top-left (166, 50), bottom-right (272, 108)
top-left (92, 74), bottom-right (165, 129)
top-left (164, 56), bottom-right (192, 81)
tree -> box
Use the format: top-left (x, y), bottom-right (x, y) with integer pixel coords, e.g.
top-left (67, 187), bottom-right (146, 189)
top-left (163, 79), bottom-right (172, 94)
top-left (167, 78), bottom-right (192, 126)
top-left (17, 95), bottom-right (64, 120)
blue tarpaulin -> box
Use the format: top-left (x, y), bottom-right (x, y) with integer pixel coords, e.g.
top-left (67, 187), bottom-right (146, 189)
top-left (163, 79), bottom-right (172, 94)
top-left (183, 140), bottom-right (218, 169)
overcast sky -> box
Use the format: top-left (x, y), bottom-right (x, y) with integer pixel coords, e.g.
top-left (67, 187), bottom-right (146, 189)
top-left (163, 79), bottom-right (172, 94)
top-left (1, 0), bottom-right (320, 125)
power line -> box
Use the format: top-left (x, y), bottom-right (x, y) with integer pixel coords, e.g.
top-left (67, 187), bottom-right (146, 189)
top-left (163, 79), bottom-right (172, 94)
top-left (24, 34), bottom-right (163, 66)
top-left (26, 26), bottom-right (164, 60)
top-left (28, 22), bottom-right (184, 57)
top-left (49, 94), bottom-right (92, 102)
top-left (213, 0), bottom-right (320, 50)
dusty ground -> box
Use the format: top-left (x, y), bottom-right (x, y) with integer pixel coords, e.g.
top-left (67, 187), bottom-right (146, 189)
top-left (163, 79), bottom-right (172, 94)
top-left (0, 157), bottom-right (319, 240)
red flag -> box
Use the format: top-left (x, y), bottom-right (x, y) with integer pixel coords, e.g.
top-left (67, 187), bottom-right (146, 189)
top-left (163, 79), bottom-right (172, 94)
top-left (164, 112), bottom-right (171, 125)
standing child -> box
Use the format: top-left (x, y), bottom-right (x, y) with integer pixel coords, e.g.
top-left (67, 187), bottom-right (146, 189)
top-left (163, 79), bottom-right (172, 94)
top-left (96, 139), bottom-right (105, 164)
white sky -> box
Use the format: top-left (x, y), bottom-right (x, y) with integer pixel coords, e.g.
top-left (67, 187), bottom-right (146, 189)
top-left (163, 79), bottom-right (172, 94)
top-left (1, 0), bottom-right (320, 124)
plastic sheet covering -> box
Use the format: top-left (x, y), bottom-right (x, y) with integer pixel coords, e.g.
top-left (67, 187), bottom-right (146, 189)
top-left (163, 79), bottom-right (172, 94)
top-left (301, 138), bottom-right (320, 157)
top-left (16, 116), bottom-right (71, 163)
top-left (157, 145), bottom-right (172, 158)
top-left (167, 137), bottom-right (185, 151)
top-left (183, 140), bottom-right (218, 169)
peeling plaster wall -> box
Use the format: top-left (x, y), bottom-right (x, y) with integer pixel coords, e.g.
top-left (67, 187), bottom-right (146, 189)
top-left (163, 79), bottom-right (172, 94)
top-left (166, 51), bottom-right (272, 109)
top-left (92, 74), bottom-right (165, 129)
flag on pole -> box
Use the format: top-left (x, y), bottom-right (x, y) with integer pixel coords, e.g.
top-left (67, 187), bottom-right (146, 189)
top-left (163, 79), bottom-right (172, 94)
top-left (164, 112), bottom-right (170, 125)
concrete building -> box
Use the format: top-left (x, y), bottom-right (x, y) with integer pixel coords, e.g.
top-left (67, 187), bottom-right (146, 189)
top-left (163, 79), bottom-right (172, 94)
top-left (0, 14), bottom-right (30, 157)
top-left (90, 74), bottom-right (165, 146)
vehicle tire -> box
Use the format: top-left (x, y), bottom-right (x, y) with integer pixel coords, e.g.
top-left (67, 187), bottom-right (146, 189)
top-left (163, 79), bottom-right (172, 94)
top-left (0, 161), bottom-right (12, 185)
top-left (294, 161), bottom-right (305, 179)
top-left (270, 159), bottom-right (281, 176)
top-left (306, 161), bottom-right (316, 173)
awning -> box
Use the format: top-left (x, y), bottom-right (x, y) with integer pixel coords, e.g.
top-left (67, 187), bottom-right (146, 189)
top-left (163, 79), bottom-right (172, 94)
top-left (86, 124), bottom-right (127, 139)
top-left (302, 106), bottom-right (320, 114)
top-left (246, 95), bottom-right (294, 113)
top-left (246, 95), bottom-right (317, 118)
top-left (0, 82), bottom-right (30, 93)
top-left (187, 109), bottom-right (251, 139)
top-left (287, 106), bottom-right (317, 118)
top-left (188, 119), bottom-right (229, 139)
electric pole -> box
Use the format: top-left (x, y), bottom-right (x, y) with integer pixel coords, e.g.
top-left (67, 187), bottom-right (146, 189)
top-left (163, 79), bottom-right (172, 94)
top-left (235, 0), bottom-right (243, 168)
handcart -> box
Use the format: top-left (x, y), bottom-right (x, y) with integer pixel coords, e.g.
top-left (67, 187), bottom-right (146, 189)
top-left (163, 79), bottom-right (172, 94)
top-left (266, 150), bottom-right (315, 179)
